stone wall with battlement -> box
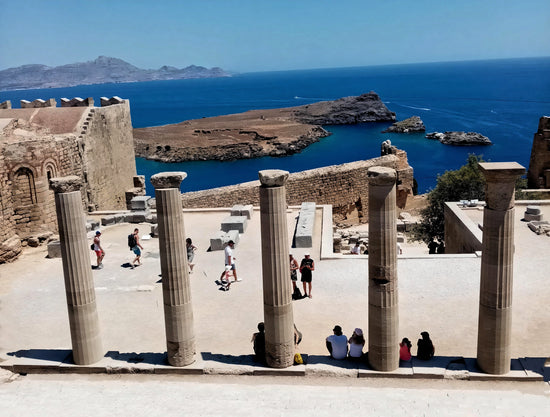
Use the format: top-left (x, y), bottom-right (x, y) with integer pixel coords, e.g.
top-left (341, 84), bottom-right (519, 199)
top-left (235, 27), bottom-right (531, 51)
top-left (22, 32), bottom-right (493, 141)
top-left (181, 150), bottom-right (413, 220)
top-left (0, 98), bottom-right (136, 263)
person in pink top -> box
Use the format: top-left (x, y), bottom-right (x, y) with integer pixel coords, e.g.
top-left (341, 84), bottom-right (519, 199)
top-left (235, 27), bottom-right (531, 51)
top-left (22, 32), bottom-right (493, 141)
top-left (399, 337), bottom-right (412, 361)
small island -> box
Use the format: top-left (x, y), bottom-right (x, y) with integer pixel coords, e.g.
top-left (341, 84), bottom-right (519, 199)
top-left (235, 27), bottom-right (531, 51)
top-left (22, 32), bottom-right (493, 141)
top-left (134, 92), bottom-right (396, 162)
top-left (382, 116), bottom-right (425, 133)
top-left (426, 131), bottom-right (492, 146)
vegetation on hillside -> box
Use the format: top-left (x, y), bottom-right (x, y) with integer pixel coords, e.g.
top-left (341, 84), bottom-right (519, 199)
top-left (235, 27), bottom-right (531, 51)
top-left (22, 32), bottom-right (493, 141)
top-left (410, 154), bottom-right (485, 244)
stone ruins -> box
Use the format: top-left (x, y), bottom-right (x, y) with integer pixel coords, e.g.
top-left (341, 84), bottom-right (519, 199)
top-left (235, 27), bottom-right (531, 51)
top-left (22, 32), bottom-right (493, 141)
top-left (527, 116), bottom-right (550, 189)
top-left (0, 97), bottom-right (137, 263)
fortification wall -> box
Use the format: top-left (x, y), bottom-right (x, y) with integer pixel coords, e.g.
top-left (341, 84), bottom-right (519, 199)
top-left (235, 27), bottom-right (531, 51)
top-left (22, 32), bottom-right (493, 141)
top-left (527, 116), bottom-right (550, 188)
top-left (0, 97), bottom-right (136, 263)
top-left (82, 100), bottom-right (136, 210)
top-left (181, 151), bottom-right (413, 219)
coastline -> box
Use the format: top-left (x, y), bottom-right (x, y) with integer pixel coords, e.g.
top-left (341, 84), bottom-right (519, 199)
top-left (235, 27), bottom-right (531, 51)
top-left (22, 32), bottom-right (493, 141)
top-left (133, 92), bottom-right (394, 162)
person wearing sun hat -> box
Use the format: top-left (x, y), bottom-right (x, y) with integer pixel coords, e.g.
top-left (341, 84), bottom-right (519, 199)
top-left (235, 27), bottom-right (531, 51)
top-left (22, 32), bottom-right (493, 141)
top-left (348, 328), bottom-right (365, 359)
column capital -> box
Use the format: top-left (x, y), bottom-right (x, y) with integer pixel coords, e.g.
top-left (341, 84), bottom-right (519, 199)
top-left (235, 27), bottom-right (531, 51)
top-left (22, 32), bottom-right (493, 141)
top-left (479, 162), bottom-right (525, 183)
top-left (151, 172), bottom-right (187, 189)
top-left (367, 166), bottom-right (396, 186)
top-left (259, 170), bottom-right (289, 187)
top-left (49, 176), bottom-right (82, 193)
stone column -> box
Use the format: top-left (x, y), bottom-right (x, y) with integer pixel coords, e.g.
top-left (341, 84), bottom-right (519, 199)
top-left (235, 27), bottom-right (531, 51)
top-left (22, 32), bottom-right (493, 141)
top-left (259, 170), bottom-right (294, 368)
top-left (367, 167), bottom-right (399, 371)
top-left (477, 162), bottom-right (525, 374)
top-left (151, 172), bottom-right (195, 367)
top-left (50, 176), bottom-right (103, 365)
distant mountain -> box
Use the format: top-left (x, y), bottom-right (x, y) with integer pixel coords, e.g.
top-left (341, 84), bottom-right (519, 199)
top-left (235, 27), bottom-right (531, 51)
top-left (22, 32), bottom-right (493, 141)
top-left (0, 56), bottom-right (231, 91)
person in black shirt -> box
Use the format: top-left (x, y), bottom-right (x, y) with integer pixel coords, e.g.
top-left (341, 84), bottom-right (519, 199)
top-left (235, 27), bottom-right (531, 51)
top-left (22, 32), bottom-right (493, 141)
top-left (300, 253), bottom-right (315, 298)
top-left (417, 331), bottom-right (435, 360)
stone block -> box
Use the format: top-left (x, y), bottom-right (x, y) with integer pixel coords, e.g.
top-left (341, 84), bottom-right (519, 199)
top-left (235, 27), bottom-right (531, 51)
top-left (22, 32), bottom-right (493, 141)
top-left (524, 213), bottom-right (543, 221)
top-left (129, 210), bottom-right (151, 223)
top-left (525, 206), bottom-right (541, 215)
top-left (150, 224), bottom-right (158, 237)
top-left (230, 205), bottom-right (244, 217)
top-left (295, 202), bottom-right (316, 248)
top-left (397, 233), bottom-right (405, 243)
top-left (131, 196), bottom-right (151, 210)
top-left (221, 216), bottom-right (248, 233)
top-left (47, 240), bottom-right (61, 258)
top-left (209, 230), bottom-right (240, 251)
top-left (101, 215), bottom-right (117, 226)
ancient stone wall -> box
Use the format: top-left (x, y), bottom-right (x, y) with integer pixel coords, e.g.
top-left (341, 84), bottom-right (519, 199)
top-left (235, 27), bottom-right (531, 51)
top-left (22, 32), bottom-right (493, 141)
top-left (444, 202), bottom-right (483, 254)
top-left (181, 152), bottom-right (413, 219)
top-left (527, 116), bottom-right (550, 188)
top-left (82, 101), bottom-right (136, 211)
top-left (0, 98), bottom-right (136, 263)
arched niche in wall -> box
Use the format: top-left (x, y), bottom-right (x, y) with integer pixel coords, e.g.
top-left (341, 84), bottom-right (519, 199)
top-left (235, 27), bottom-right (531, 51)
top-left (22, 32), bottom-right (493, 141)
top-left (11, 166), bottom-right (38, 228)
top-left (43, 159), bottom-right (58, 181)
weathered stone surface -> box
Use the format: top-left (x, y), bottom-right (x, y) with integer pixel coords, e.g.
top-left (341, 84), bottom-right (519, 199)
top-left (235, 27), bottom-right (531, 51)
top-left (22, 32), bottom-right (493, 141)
top-left (527, 116), bottom-right (550, 188)
top-left (295, 202), bottom-right (316, 248)
top-left (382, 116), bottom-right (425, 133)
top-left (221, 216), bottom-right (247, 233)
top-left (130, 196), bottom-right (151, 210)
top-left (151, 172), bottom-right (187, 189)
top-left (426, 131), bottom-right (492, 146)
top-left (367, 166), bottom-right (397, 186)
top-left (259, 170), bottom-right (289, 187)
top-left (49, 176), bottom-right (82, 193)
top-left (47, 240), bottom-right (61, 258)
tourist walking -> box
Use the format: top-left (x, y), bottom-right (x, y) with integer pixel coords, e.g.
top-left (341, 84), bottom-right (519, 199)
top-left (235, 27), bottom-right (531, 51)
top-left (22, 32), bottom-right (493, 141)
top-left (300, 252), bottom-right (314, 298)
top-left (348, 328), bottom-right (365, 359)
top-left (326, 325), bottom-right (348, 360)
top-left (220, 240), bottom-right (241, 283)
top-left (129, 228), bottom-right (143, 268)
top-left (186, 238), bottom-right (197, 273)
top-left (417, 331), bottom-right (435, 360)
top-left (93, 230), bottom-right (105, 269)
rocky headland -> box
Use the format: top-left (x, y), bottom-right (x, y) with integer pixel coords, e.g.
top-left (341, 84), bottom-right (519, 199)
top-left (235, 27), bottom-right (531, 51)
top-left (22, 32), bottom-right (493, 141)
top-left (382, 116), bottom-right (425, 133)
top-left (426, 131), bottom-right (492, 146)
top-left (134, 92), bottom-right (395, 162)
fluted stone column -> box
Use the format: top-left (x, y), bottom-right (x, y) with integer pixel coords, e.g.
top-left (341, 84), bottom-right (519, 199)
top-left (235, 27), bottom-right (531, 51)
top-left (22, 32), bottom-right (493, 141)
top-left (50, 176), bottom-right (103, 365)
top-left (259, 170), bottom-right (294, 368)
top-left (367, 167), bottom-right (399, 371)
top-left (477, 162), bottom-right (525, 374)
top-left (151, 172), bottom-right (195, 367)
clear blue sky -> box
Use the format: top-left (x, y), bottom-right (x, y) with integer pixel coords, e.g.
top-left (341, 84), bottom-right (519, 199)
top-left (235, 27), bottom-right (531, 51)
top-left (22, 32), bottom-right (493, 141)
top-left (0, 0), bottom-right (549, 72)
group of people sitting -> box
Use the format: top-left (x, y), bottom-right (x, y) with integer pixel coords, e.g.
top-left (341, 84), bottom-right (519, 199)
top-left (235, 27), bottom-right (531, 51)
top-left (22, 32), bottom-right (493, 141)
top-left (326, 326), bottom-right (435, 362)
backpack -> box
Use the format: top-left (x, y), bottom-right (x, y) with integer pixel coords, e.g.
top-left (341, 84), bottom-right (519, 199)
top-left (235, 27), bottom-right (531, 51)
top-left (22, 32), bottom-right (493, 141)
top-left (128, 234), bottom-right (136, 248)
top-left (292, 287), bottom-right (303, 300)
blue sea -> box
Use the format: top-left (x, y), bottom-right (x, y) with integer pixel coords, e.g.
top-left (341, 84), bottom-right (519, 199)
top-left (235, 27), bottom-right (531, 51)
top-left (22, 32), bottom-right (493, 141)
top-left (2, 57), bottom-right (549, 195)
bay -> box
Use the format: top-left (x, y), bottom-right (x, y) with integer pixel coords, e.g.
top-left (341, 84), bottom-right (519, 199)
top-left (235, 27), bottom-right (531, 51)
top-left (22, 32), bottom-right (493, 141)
top-left (2, 57), bottom-right (549, 195)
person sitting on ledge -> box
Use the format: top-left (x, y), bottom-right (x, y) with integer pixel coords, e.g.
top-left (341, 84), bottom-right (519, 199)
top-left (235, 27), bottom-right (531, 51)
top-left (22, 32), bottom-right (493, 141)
top-left (350, 242), bottom-right (361, 255)
top-left (399, 337), bottom-right (412, 362)
top-left (326, 325), bottom-right (348, 360)
top-left (348, 328), bottom-right (365, 359)
top-left (417, 331), bottom-right (435, 360)
top-left (252, 322), bottom-right (266, 365)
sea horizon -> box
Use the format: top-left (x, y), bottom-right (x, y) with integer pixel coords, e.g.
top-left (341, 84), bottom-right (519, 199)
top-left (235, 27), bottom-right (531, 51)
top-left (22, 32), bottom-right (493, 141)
top-left (1, 56), bottom-right (549, 195)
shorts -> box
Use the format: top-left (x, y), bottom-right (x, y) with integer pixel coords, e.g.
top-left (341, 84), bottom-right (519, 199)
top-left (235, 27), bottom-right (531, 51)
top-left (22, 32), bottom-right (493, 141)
top-left (95, 249), bottom-right (104, 256)
top-left (225, 263), bottom-right (236, 270)
top-left (301, 274), bottom-right (312, 283)
top-left (132, 246), bottom-right (141, 256)
top-left (187, 253), bottom-right (195, 263)
top-left (291, 270), bottom-right (297, 281)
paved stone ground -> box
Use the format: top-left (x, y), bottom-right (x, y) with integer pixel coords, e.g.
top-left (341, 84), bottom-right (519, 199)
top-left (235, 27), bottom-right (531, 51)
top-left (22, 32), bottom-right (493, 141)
top-left (1, 372), bottom-right (549, 417)
top-left (1, 205), bottom-right (549, 414)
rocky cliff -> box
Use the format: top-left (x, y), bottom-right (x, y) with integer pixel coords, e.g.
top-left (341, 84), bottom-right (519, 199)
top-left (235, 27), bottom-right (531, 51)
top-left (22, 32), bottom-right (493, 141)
top-left (382, 116), bottom-right (425, 133)
top-left (134, 92), bottom-right (395, 162)
top-left (0, 56), bottom-right (230, 91)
